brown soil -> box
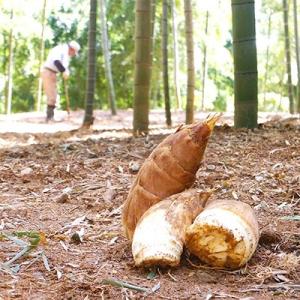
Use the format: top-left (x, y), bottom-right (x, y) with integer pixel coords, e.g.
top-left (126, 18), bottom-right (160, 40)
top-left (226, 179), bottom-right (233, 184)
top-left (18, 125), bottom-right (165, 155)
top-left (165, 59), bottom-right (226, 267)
top-left (0, 110), bottom-right (299, 300)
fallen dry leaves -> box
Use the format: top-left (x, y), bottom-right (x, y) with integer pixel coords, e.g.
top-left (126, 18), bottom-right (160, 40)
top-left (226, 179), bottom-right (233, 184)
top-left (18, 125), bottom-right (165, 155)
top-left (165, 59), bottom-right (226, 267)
top-left (0, 114), bottom-right (299, 299)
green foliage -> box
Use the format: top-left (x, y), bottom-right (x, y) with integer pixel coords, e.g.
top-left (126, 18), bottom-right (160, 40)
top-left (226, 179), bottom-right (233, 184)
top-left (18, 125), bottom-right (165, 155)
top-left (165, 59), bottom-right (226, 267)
top-left (0, 0), bottom-right (297, 115)
top-left (1, 35), bottom-right (37, 113)
top-left (47, 15), bottom-right (79, 47)
top-left (208, 67), bottom-right (233, 112)
top-left (106, 1), bottom-right (135, 108)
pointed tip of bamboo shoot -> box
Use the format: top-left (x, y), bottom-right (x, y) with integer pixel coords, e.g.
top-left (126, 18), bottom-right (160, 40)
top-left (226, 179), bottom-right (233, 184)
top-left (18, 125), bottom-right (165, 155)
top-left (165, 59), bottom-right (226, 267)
top-left (205, 113), bottom-right (222, 132)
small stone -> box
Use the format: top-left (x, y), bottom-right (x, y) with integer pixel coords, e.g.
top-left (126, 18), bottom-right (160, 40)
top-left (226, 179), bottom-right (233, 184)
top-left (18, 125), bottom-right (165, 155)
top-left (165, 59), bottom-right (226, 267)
top-left (62, 187), bottom-right (72, 194)
top-left (251, 195), bottom-right (260, 202)
top-left (206, 164), bottom-right (216, 171)
top-left (70, 232), bottom-right (82, 244)
top-left (20, 167), bottom-right (33, 176)
top-left (129, 161), bottom-right (140, 173)
top-left (56, 193), bottom-right (70, 204)
top-left (232, 191), bottom-right (239, 200)
top-left (255, 175), bottom-right (264, 182)
top-left (70, 228), bottom-right (85, 244)
top-left (254, 201), bottom-right (269, 210)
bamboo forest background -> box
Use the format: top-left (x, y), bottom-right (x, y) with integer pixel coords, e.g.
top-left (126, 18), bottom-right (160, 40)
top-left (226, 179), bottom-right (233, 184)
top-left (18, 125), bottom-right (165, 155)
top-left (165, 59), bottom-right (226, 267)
top-left (0, 0), bottom-right (299, 115)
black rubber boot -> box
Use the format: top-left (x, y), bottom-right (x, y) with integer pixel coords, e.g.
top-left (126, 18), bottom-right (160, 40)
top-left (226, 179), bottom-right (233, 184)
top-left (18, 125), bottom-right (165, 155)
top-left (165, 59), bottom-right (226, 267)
top-left (46, 105), bottom-right (55, 121)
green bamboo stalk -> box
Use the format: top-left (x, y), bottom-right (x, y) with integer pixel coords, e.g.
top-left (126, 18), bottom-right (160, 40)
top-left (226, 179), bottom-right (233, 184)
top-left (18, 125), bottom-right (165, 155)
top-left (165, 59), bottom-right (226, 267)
top-left (283, 0), bottom-right (294, 114)
top-left (232, 0), bottom-right (258, 128)
top-left (133, 0), bottom-right (153, 136)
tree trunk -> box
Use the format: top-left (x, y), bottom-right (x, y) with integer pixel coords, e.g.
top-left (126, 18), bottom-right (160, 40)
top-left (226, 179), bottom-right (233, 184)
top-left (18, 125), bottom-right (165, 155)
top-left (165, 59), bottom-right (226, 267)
top-left (232, 0), bottom-right (258, 128)
top-left (162, 0), bottom-right (172, 127)
top-left (133, 0), bottom-right (153, 136)
top-left (36, 0), bottom-right (47, 112)
top-left (6, 8), bottom-right (14, 115)
top-left (83, 0), bottom-right (97, 127)
top-left (99, 0), bottom-right (117, 116)
top-left (150, 0), bottom-right (157, 108)
top-left (2, 33), bottom-right (8, 112)
top-left (201, 10), bottom-right (209, 111)
top-left (171, 0), bottom-right (181, 110)
top-left (293, 0), bottom-right (300, 113)
top-left (151, 0), bottom-right (156, 37)
top-left (283, 0), bottom-right (294, 114)
top-left (263, 12), bottom-right (272, 108)
top-left (184, 0), bottom-right (195, 124)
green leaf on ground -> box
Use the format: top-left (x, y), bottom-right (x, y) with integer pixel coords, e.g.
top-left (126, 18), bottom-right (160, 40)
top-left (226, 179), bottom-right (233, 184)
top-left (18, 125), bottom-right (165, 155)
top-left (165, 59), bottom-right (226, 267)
top-left (280, 215), bottom-right (300, 221)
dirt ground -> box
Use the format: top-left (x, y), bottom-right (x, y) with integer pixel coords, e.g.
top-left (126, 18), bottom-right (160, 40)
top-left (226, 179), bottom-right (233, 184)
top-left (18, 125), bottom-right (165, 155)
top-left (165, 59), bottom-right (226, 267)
top-left (0, 110), bottom-right (299, 300)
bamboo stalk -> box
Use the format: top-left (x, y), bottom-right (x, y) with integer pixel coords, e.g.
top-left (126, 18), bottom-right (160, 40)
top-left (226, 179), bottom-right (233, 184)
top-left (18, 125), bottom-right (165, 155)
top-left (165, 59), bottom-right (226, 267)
top-left (231, 0), bottom-right (258, 128)
top-left (184, 0), bottom-right (195, 124)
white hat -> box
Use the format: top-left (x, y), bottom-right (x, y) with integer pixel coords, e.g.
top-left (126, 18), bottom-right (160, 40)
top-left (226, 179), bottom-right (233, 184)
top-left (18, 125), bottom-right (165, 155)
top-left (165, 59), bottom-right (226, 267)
top-left (69, 41), bottom-right (80, 55)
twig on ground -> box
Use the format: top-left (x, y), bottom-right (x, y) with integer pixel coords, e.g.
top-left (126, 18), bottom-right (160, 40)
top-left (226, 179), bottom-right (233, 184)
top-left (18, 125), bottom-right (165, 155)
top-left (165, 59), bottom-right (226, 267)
top-left (167, 270), bottom-right (177, 282)
top-left (4, 245), bottom-right (31, 267)
top-left (240, 283), bottom-right (300, 293)
top-left (102, 277), bottom-right (160, 295)
top-left (102, 278), bottom-right (149, 292)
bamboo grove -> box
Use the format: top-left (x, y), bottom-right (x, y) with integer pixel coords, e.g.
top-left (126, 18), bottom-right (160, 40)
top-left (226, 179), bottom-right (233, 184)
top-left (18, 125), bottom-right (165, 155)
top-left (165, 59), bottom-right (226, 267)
top-left (1, 0), bottom-right (300, 130)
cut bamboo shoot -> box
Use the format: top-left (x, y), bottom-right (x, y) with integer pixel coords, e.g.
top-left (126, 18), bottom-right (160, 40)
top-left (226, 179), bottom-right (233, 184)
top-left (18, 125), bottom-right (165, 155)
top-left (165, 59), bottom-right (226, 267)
top-left (132, 189), bottom-right (211, 267)
top-left (185, 200), bottom-right (260, 269)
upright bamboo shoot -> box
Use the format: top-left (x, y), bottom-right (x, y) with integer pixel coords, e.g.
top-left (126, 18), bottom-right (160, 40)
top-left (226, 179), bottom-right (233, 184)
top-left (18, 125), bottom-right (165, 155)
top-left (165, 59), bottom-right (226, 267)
top-left (122, 114), bottom-right (219, 240)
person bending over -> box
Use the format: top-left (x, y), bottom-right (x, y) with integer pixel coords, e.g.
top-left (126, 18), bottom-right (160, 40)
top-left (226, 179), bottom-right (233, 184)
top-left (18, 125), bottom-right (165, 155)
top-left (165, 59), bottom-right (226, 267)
top-left (42, 40), bottom-right (80, 121)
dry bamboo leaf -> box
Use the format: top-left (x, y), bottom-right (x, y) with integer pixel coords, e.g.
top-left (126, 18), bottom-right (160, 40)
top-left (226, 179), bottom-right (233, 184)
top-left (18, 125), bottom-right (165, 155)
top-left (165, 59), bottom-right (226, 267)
top-left (70, 216), bottom-right (86, 226)
top-left (41, 252), bottom-right (51, 271)
top-left (56, 268), bottom-right (63, 280)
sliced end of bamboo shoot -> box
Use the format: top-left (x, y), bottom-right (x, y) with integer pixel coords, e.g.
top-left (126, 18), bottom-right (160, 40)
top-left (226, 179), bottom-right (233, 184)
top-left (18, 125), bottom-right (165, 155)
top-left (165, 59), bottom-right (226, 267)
top-left (186, 200), bottom-right (259, 269)
top-left (132, 190), bottom-right (210, 267)
top-left (132, 208), bottom-right (182, 267)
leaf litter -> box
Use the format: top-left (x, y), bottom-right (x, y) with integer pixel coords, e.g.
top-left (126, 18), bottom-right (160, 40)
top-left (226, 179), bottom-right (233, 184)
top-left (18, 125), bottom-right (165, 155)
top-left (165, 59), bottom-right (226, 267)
top-left (0, 113), bottom-right (299, 299)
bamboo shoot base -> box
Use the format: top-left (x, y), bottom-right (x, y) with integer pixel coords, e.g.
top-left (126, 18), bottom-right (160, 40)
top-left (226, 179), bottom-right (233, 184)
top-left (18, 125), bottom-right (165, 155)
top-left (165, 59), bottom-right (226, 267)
top-left (186, 203), bottom-right (259, 269)
top-left (132, 209), bottom-right (182, 267)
